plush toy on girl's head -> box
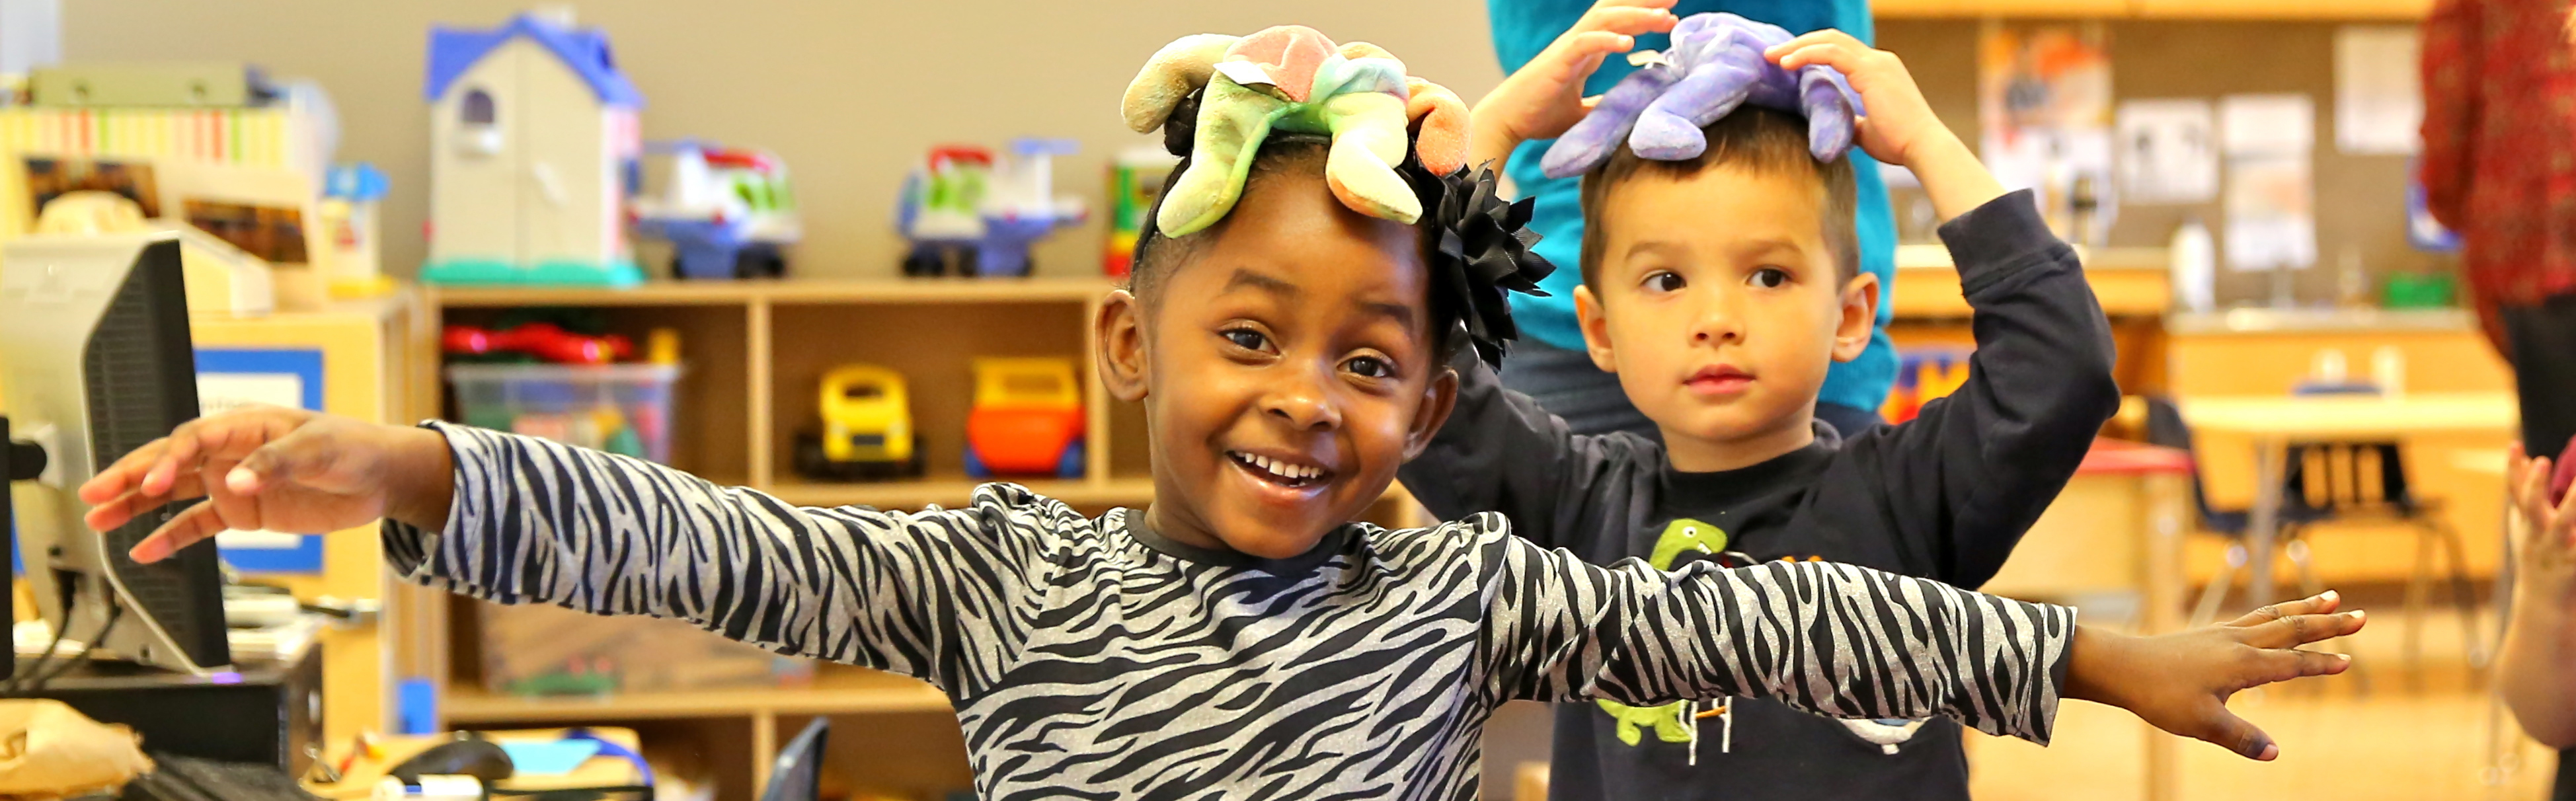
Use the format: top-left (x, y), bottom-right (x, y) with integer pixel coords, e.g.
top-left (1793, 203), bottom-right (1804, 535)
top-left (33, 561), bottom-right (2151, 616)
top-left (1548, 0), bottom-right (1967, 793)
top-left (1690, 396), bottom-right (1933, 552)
top-left (1121, 25), bottom-right (1470, 237)
top-left (1540, 12), bottom-right (1863, 179)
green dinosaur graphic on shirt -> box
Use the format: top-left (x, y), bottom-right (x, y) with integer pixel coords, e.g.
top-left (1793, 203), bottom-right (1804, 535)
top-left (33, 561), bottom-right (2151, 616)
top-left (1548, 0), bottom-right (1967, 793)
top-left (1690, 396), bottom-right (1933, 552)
top-left (1598, 518), bottom-right (1732, 747)
top-left (1598, 698), bottom-right (1696, 745)
top-left (1647, 518), bottom-right (1728, 570)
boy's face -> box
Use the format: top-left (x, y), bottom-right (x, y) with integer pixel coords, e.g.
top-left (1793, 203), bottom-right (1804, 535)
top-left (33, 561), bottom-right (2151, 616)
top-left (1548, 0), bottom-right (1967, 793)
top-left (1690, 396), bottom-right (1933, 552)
top-left (1577, 165), bottom-right (1875, 461)
top-left (1097, 171), bottom-right (1457, 558)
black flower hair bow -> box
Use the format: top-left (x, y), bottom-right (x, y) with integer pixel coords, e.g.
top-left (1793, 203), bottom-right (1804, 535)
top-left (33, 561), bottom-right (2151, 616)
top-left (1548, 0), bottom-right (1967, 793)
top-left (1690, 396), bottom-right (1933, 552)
top-left (1430, 167), bottom-right (1556, 367)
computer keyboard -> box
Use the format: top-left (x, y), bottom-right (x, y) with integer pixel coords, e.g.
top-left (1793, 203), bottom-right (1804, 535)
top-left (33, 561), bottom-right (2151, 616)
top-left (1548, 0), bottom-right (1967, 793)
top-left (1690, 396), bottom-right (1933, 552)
top-left (118, 754), bottom-right (315, 801)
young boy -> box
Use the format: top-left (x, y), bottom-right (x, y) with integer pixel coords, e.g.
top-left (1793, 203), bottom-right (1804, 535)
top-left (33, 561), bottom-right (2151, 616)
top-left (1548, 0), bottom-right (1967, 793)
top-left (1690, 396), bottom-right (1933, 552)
top-left (1401, 20), bottom-right (2123, 801)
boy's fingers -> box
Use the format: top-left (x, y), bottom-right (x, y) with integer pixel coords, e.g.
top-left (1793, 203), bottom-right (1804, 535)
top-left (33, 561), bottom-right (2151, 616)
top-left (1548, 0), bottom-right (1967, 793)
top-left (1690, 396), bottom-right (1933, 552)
top-left (1538, 31), bottom-right (1637, 78)
top-left (1772, 42), bottom-right (1865, 73)
top-left (2243, 610), bottom-right (2366, 649)
top-left (1766, 29), bottom-right (1868, 60)
top-left (2222, 590), bottom-right (2339, 628)
top-left (1568, 5), bottom-right (1678, 38)
top-left (126, 501), bottom-right (226, 564)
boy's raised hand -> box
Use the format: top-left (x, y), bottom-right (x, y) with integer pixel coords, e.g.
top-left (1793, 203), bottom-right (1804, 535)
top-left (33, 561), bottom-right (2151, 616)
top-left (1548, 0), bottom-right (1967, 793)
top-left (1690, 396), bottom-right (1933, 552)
top-left (2068, 592), bottom-right (2365, 760)
top-left (1469, 0), bottom-right (1679, 172)
top-left (1768, 30), bottom-right (2004, 220)
top-left (77, 406), bottom-right (453, 564)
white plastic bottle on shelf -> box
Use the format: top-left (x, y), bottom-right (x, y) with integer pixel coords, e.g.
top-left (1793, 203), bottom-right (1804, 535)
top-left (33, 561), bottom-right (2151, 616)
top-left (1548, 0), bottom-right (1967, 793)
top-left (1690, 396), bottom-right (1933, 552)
top-left (2170, 217), bottom-right (2216, 313)
top-left (2372, 345), bottom-right (2407, 397)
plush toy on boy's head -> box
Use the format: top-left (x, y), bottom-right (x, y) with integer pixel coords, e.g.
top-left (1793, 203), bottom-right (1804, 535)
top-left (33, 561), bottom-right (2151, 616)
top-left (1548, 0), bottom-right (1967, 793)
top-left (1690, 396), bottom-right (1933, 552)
top-left (1540, 13), bottom-right (1863, 179)
top-left (1121, 25), bottom-right (1470, 237)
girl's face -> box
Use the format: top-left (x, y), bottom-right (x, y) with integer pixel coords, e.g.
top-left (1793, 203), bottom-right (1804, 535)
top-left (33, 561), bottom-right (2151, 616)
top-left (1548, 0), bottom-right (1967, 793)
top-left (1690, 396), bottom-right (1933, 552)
top-left (1095, 167), bottom-right (1458, 558)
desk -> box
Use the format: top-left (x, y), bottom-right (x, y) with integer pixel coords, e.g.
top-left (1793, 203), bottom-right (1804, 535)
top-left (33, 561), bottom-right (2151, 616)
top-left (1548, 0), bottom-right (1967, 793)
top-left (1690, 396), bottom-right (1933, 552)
top-left (2176, 393), bottom-right (2519, 615)
top-left (302, 727), bottom-right (647, 800)
top-left (1980, 438), bottom-right (2193, 801)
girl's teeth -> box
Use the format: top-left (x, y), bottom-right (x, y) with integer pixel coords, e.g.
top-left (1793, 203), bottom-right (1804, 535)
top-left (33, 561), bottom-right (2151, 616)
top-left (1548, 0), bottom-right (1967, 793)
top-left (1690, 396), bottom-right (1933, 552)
top-left (1233, 451), bottom-right (1320, 482)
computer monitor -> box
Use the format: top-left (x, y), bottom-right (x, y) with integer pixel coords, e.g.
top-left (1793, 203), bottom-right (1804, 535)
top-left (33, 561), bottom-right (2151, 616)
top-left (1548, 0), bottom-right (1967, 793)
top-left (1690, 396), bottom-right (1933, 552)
top-left (0, 231), bottom-right (230, 675)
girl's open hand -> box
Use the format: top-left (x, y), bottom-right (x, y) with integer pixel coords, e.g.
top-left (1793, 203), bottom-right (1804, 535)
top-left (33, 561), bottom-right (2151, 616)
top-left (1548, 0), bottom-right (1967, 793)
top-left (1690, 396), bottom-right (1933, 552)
top-left (77, 406), bottom-right (452, 564)
top-left (2509, 443), bottom-right (2576, 607)
top-left (2067, 591), bottom-right (2366, 760)
top-left (1470, 0), bottom-right (1679, 170)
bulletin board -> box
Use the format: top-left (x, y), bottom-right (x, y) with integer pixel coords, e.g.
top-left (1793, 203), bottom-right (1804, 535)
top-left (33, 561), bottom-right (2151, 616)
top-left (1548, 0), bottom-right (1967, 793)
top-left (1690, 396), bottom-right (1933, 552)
top-left (194, 346), bottom-right (327, 573)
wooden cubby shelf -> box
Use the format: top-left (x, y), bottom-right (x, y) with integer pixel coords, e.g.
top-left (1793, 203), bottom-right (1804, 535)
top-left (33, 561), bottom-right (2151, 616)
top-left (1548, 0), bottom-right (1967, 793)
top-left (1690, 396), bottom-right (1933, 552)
top-left (443, 665), bottom-right (954, 724)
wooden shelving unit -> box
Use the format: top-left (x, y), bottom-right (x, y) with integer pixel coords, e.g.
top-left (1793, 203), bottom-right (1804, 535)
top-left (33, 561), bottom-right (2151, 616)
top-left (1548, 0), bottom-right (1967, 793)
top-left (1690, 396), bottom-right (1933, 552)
top-left (394, 276), bottom-right (1421, 800)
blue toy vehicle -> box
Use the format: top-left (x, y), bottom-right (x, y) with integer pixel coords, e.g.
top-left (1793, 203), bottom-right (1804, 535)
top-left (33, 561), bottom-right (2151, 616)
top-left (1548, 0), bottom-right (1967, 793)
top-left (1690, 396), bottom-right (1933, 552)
top-left (896, 138), bottom-right (1085, 278)
top-left (630, 141), bottom-right (798, 280)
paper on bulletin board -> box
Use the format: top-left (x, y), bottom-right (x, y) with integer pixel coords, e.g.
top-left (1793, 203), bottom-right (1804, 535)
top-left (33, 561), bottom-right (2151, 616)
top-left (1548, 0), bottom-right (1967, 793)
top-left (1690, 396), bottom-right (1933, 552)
top-left (1978, 21), bottom-right (2115, 233)
top-left (2220, 94), bottom-right (2315, 156)
top-left (194, 348), bottom-right (327, 573)
top-left (2335, 26), bottom-right (2423, 155)
top-left (2224, 152), bottom-right (2318, 272)
top-left (2116, 99), bottom-right (2218, 204)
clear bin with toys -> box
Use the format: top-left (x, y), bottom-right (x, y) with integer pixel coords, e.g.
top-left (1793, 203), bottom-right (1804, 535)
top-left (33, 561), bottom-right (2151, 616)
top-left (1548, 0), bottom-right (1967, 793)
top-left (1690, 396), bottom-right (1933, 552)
top-left (478, 601), bottom-right (815, 697)
top-left (446, 363), bottom-right (682, 463)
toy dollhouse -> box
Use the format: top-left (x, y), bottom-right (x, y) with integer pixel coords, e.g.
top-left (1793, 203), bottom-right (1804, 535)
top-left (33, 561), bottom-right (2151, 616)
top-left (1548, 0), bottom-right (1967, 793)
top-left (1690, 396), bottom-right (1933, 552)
top-left (421, 9), bottom-right (644, 286)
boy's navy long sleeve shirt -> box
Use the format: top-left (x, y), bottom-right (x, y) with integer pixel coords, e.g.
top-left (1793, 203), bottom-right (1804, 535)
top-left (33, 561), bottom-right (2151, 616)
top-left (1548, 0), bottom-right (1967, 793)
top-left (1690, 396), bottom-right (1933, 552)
top-left (1399, 190), bottom-right (2121, 801)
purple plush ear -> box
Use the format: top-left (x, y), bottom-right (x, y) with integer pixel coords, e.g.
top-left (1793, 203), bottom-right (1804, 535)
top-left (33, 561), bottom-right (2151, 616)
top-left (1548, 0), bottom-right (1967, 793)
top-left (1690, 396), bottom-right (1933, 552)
top-left (1797, 67), bottom-right (1859, 162)
top-left (1628, 57), bottom-right (1759, 161)
top-left (1539, 65), bottom-right (1680, 179)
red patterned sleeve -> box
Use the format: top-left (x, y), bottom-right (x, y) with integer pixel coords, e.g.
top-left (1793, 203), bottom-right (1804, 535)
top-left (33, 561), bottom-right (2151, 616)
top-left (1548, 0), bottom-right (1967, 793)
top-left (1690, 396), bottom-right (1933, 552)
top-left (2417, 0), bottom-right (2481, 229)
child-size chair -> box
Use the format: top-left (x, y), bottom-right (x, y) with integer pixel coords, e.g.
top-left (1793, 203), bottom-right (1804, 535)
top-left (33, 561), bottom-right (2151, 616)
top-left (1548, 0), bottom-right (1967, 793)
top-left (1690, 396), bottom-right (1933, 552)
top-left (2145, 395), bottom-right (2482, 680)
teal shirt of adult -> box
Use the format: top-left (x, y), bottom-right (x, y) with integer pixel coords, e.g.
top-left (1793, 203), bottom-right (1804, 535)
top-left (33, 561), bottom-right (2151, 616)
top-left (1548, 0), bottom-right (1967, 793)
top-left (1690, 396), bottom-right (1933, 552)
top-left (1488, 0), bottom-right (1898, 417)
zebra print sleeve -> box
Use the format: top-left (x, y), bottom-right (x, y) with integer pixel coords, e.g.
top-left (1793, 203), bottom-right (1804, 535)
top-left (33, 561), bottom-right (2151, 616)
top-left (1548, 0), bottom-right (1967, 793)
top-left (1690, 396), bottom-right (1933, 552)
top-left (381, 423), bottom-right (1053, 693)
top-left (1475, 521), bottom-right (2075, 744)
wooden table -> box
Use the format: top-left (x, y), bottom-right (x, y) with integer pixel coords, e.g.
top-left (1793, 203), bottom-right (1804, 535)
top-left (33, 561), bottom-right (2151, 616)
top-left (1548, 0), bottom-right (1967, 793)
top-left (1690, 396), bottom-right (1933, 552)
top-left (1980, 438), bottom-right (2195, 801)
top-left (2175, 393), bottom-right (2519, 615)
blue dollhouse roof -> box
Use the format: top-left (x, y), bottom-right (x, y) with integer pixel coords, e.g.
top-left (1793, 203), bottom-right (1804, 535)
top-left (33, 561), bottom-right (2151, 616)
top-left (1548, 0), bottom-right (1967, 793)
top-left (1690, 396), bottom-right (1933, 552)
top-left (424, 14), bottom-right (643, 107)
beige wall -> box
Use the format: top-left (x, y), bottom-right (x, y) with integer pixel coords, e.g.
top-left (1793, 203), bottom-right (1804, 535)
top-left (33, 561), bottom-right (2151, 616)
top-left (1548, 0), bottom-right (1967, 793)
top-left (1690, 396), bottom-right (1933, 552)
top-left (65, 0), bottom-right (1504, 280)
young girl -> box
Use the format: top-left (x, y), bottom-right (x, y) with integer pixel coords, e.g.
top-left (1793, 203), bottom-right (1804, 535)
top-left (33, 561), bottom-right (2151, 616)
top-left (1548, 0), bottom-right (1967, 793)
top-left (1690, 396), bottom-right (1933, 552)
top-left (89, 26), bottom-right (2357, 799)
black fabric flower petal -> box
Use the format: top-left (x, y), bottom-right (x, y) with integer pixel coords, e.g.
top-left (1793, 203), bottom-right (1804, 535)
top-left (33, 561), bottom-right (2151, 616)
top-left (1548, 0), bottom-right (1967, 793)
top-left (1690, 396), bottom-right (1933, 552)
top-left (1425, 167), bottom-right (1557, 367)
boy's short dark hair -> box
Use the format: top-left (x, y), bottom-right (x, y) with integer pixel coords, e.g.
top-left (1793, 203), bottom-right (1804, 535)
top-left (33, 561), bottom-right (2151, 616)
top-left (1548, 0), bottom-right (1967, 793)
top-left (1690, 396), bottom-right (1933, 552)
top-left (1577, 106), bottom-right (1859, 289)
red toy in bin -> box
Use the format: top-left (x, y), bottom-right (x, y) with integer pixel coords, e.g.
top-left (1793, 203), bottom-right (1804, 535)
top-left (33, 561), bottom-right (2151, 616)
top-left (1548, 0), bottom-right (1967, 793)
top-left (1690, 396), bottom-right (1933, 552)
top-left (444, 323), bottom-right (634, 365)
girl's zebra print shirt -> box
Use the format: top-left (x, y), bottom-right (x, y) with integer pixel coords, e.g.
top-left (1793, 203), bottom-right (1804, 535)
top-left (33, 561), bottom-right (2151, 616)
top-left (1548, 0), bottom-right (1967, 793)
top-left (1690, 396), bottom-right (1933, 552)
top-left (384, 423), bottom-right (2075, 800)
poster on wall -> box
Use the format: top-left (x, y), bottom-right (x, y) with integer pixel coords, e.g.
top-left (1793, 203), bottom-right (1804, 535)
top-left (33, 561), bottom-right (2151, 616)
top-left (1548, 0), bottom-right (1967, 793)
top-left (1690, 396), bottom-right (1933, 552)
top-left (1978, 22), bottom-right (2115, 242)
top-left (2115, 99), bottom-right (2218, 204)
top-left (2220, 94), bottom-right (2318, 272)
top-left (194, 347), bottom-right (326, 574)
top-left (2335, 26), bottom-right (2423, 155)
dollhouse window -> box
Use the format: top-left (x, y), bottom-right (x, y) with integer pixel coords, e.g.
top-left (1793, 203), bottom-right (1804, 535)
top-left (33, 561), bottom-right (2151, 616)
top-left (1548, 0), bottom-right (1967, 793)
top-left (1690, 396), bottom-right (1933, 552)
top-left (457, 89), bottom-right (502, 155)
top-left (461, 89), bottom-right (496, 126)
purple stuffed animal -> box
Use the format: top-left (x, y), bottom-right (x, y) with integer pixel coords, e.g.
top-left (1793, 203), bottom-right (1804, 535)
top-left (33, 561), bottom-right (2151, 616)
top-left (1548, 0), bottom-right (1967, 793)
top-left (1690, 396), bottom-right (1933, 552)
top-left (1540, 13), bottom-right (1863, 180)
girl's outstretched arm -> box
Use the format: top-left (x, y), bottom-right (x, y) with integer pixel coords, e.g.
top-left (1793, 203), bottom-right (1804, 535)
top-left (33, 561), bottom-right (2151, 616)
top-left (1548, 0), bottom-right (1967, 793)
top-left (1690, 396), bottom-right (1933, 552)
top-left (91, 408), bottom-right (1053, 693)
top-left (1473, 523), bottom-right (2362, 758)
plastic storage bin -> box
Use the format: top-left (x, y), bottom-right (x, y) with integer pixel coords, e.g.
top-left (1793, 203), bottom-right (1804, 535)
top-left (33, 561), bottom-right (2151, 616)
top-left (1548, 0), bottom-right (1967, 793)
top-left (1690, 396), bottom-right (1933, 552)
top-left (446, 363), bottom-right (682, 463)
top-left (479, 601), bottom-right (814, 696)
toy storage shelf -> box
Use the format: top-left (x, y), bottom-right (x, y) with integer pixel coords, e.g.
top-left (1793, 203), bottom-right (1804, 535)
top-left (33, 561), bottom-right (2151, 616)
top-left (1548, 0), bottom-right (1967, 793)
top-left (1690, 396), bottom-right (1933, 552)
top-left (442, 664), bottom-right (954, 723)
top-left (401, 277), bottom-right (1422, 800)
